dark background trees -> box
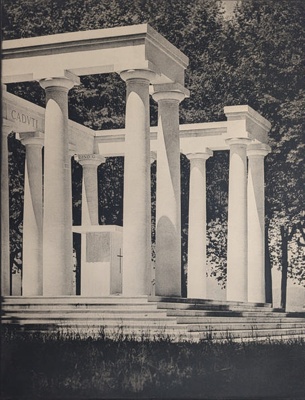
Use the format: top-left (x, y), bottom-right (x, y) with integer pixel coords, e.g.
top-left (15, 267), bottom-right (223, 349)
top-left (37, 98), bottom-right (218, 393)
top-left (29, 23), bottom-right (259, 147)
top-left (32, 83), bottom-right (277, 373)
top-left (2, 0), bottom-right (304, 307)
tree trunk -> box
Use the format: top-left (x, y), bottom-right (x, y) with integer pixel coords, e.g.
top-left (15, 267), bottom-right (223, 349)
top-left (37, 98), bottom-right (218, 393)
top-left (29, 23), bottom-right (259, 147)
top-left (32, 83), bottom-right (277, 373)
top-left (280, 225), bottom-right (289, 310)
top-left (265, 223), bottom-right (273, 304)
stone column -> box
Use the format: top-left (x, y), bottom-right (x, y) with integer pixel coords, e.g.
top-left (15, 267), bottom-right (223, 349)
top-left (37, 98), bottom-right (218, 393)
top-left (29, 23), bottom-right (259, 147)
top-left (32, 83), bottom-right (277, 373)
top-left (1, 121), bottom-right (14, 296)
top-left (186, 150), bottom-right (213, 299)
top-left (247, 143), bottom-right (270, 303)
top-left (76, 154), bottom-right (105, 226)
top-left (226, 138), bottom-right (251, 302)
top-left (40, 76), bottom-right (78, 296)
top-left (152, 90), bottom-right (185, 297)
top-left (19, 132), bottom-right (44, 296)
top-left (120, 69), bottom-right (155, 296)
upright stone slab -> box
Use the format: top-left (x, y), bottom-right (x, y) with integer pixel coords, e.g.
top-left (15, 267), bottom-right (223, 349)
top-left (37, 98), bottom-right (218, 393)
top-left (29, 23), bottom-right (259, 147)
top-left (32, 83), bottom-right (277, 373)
top-left (73, 225), bottom-right (123, 296)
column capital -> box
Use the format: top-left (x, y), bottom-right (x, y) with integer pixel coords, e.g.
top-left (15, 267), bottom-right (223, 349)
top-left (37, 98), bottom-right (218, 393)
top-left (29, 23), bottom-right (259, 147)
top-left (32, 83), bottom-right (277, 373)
top-left (120, 69), bottom-right (156, 83)
top-left (152, 82), bottom-right (189, 103)
top-left (39, 71), bottom-right (80, 90)
top-left (247, 143), bottom-right (271, 158)
top-left (152, 90), bottom-right (185, 103)
top-left (186, 149), bottom-right (213, 161)
top-left (75, 153), bottom-right (106, 167)
top-left (225, 137), bottom-right (252, 147)
top-left (18, 131), bottom-right (44, 147)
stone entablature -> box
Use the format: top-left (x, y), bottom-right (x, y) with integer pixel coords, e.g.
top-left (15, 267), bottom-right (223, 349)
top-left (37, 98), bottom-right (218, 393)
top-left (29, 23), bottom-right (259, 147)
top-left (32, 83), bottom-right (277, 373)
top-left (224, 105), bottom-right (271, 144)
top-left (3, 89), bottom-right (95, 154)
top-left (3, 90), bottom-right (269, 156)
top-left (2, 24), bottom-right (189, 86)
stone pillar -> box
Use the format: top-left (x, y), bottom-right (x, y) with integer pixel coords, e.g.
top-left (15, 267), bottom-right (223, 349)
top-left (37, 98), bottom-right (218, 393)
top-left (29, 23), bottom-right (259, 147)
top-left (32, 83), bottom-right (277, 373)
top-left (226, 138), bottom-right (251, 302)
top-left (40, 76), bottom-right (78, 296)
top-left (186, 150), bottom-right (213, 299)
top-left (1, 121), bottom-right (14, 296)
top-left (19, 132), bottom-right (44, 296)
top-left (120, 69), bottom-right (155, 296)
top-left (247, 143), bottom-right (270, 303)
top-left (76, 154), bottom-right (106, 226)
top-left (152, 90), bottom-right (185, 297)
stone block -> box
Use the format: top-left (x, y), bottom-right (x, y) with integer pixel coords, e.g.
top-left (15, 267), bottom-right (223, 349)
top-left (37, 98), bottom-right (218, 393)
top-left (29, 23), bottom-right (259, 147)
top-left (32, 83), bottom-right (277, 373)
top-left (73, 225), bottom-right (123, 296)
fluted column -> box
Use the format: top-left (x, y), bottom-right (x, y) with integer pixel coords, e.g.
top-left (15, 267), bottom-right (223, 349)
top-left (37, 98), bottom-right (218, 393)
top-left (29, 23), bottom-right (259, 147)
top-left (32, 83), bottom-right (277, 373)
top-left (76, 154), bottom-right (105, 226)
top-left (19, 132), bottom-right (44, 295)
top-left (152, 90), bottom-right (185, 296)
top-left (1, 121), bottom-right (14, 296)
top-left (120, 69), bottom-right (155, 296)
top-left (186, 150), bottom-right (213, 299)
top-left (226, 138), bottom-right (251, 302)
top-left (40, 76), bottom-right (78, 296)
top-left (247, 143), bottom-right (270, 303)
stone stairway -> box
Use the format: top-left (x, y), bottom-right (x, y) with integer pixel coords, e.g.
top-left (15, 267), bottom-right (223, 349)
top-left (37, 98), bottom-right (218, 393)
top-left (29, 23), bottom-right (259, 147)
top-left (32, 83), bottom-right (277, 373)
top-left (2, 296), bottom-right (305, 342)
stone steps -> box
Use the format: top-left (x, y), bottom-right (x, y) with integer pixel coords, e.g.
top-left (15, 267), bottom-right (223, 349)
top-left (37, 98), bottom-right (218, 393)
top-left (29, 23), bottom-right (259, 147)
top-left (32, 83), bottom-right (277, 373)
top-left (198, 328), bottom-right (305, 340)
top-left (157, 302), bottom-right (285, 313)
top-left (3, 306), bottom-right (288, 318)
top-left (9, 324), bottom-right (304, 343)
top-left (1, 313), bottom-right (176, 322)
top-left (2, 308), bottom-right (168, 316)
top-left (166, 310), bottom-right (293, 318)
top-left (149, 296), bottom-right (273, 308)
top-left (4, 319), bottom-right (181, 328)
top-left (3, 296), bottom-right (151, 305)
top-left (174, 315), bottom-right (305, 324)
top-left (2, 296), bottom-right (305, 342)
top-left (4, 314), bottom-right (305, 333)
top-left (186, 322), bottom-right (305, 332)
top-left (167, 309), bottom-right (305, 319)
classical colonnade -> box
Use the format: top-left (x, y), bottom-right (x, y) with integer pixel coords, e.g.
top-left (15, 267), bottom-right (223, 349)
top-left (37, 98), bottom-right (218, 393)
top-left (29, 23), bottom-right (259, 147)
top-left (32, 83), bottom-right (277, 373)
top-left (1, 24), bottom-right (271, 304)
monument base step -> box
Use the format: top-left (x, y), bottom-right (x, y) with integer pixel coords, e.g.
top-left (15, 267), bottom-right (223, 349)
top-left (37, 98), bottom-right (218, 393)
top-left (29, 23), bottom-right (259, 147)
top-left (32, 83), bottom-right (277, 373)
top-left (2, 296), bottom-right (305, 342)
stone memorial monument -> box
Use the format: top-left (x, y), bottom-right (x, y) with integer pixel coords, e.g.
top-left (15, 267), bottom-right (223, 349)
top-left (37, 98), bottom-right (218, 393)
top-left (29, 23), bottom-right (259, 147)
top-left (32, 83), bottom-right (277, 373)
top-left (2, 24), bottom-right (271, 304)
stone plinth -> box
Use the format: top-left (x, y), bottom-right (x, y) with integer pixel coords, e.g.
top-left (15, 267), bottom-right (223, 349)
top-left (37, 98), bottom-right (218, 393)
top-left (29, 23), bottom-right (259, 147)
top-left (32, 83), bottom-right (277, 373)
top-left (73, 225), bottom-right (123, 296)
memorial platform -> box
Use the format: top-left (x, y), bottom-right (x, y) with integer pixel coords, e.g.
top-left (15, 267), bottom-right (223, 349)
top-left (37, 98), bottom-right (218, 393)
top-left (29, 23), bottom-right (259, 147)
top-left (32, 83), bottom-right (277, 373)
top-left (2, 296), bottom-right (305, 342)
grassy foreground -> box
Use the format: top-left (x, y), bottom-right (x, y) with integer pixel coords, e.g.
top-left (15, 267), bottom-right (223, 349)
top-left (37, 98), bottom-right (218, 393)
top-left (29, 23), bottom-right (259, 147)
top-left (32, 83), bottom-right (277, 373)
top-left (1, 327), bottom-right (305, 399)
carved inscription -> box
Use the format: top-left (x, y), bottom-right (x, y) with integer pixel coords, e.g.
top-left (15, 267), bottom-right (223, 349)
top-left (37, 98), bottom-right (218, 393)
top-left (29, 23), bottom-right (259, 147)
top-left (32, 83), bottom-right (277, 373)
top-left (10, 109), bottom-right (38, 129)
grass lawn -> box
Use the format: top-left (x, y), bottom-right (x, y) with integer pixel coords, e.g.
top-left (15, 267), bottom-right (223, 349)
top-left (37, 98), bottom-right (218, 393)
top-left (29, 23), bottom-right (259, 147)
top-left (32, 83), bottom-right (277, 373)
top-left (1, 327), bottom-right (305, 399)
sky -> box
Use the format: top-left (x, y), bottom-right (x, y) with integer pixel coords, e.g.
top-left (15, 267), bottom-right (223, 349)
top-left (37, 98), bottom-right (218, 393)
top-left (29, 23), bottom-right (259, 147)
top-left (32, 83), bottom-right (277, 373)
top-left (222, 0), bottom-right (238, 18)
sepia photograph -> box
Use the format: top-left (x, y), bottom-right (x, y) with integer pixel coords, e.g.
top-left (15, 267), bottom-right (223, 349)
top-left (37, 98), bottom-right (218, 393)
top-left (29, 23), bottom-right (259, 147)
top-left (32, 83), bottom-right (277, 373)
top-left (1, 0), bottom-right (305, 398)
